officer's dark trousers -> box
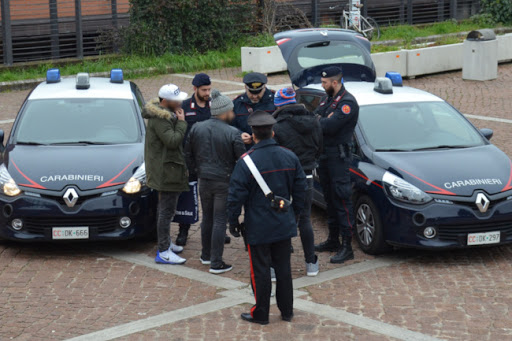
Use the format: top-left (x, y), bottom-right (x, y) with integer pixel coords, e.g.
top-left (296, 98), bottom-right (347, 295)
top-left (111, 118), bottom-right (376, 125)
top-left (318, 155), bottom-right (354, 239)
top-left (248, 238), bottom-right (293, 321)
top-left (199, 179), bottom-right (229, 268)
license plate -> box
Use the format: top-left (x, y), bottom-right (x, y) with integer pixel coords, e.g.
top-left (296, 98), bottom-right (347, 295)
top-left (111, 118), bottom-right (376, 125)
top-left (52, 227), bottom-right (89, 240)
top-left (467, 231), bottom-right (500, 246)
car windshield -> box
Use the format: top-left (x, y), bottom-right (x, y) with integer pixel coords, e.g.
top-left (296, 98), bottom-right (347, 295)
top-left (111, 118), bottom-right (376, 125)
top-left (296, 40), bottom-right (372, 69)
top-left (358, 101), bottom-right (486, 151)
top-left (15, 98), bottom-right (140, 145)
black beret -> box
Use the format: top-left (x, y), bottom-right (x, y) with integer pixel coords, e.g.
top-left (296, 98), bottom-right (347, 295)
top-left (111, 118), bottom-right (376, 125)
top-left (321, 66), bottom-right (343, 78)
top-left (243, 72), bottom-right (268, 91)
top-left (247, 110), bottom-right (277, 127)
top-left (192, 73), bottom-right (211, 87)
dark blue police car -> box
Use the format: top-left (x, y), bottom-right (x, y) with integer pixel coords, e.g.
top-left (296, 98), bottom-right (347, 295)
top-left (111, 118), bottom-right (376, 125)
top-left (276, 28), bottom-right (512, 254)
top-left (0, 69), bottom-right (156, 241)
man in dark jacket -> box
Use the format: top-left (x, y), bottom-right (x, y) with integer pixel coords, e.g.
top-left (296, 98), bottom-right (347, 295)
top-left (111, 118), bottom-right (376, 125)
top-left (272, 87), bottom-right (322, 277)
top-left (313, 66), bottom-right (359, 264)
top-left (232, 72), bottom-right (276, 147)
top-left (175, 73), bottom-right (212, 247)
top-left (185, 90), bottom-right (246, 274)
top-left (143, 84), bottom-right (190, 265)
top-left (228, 111), bottom-right (307, 325)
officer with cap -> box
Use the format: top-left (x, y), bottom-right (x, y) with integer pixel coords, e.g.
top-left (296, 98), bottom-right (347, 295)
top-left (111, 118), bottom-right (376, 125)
top-left (313, 66), bottom-right (359, 264)
top-left (232, 72), bottom-right (276, 147)
top-left (228, 110), bottom-right (306, 325)
top-left (176, 73), bottom-right (213, 247)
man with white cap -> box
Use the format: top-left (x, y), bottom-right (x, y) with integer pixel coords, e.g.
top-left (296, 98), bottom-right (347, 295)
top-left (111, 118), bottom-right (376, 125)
top-left (143, 84), bottom-right (190, 265)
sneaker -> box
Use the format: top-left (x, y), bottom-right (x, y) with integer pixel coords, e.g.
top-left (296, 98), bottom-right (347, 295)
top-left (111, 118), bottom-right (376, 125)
top-left (209, 262), bottom-right (233, 274)
top-left (271, 267), bottom-right (276, 282)
top-left (155, 250), bottom-right (186, 265)
top-left (200, 257), bottom-right (211, 265)
top-left (306, 256), bottom-right (319, 277)
top-left (169, 242), bottom-right (184, 254)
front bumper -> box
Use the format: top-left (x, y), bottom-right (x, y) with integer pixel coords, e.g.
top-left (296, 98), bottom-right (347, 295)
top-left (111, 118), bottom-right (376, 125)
top-left (0, 189), bottom-right (157, 242)
top-left (379, 195), bottom-right (512, 249)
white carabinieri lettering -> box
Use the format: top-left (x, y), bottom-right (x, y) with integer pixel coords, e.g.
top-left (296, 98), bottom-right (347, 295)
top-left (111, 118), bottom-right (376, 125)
top-left (444, 178), bottom-right (503, 189)
top-left (40, 175), bottom-right (105, 183)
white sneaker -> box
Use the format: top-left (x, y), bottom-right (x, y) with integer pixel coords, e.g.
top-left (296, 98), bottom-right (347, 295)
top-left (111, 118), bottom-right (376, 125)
top-left (200, 257), bottom-right (211, 265)
top-left (306, 256), bottom-right (319, 277)
top-left (169, 242), bottom-right (184, 254)
top-left (155, 250), bottom-right (186, 265)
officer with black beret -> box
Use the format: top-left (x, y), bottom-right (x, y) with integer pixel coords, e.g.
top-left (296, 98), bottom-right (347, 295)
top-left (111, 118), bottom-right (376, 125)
top-left (228, 110), bottom-right (306, 325)
top-left (232, 72), bottom-right (276, 147)
top-left (313, 66), bottom-right (359, 264)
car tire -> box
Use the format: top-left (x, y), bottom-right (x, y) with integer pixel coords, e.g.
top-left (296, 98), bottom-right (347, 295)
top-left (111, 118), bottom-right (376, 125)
top-left (354, 195), bottom-right (391, 255)
top-left (141, 224), bottom-right (157, 242)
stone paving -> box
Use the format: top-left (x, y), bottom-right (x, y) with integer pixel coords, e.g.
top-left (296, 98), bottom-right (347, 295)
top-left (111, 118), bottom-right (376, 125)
top-left (0, 63), bottom-right (512, 340)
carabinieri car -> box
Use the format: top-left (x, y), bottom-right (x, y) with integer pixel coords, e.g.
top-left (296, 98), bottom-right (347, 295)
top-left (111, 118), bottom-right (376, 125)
top-left (275, 28), bottom-right (512, 254)
top-left (0, 69), bottom-right (156, 241)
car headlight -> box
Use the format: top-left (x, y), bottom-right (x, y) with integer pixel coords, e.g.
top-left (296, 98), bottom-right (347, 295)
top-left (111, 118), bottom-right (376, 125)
top-left (382, 171), bottom-right (432, 204)
top-left (0, 164), bottom-right (21, 197)
top-left (122, 163), bottom-right (146, 194)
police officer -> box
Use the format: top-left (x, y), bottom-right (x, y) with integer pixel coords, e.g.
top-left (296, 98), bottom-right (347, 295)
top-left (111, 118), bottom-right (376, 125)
top-left (314, 66), bottom-right (359, 264)
top-left (176, 73), bottom-right (212, 246)
top-left (232, 72), bottom-right (276, 146)
top-left (228, 111), bottom-right (306, 325)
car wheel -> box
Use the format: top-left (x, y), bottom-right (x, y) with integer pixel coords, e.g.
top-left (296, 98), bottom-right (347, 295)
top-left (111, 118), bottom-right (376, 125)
top-left (354, 195), bottom-right (391, 255)
top-left (141, 223), bottom-right (157, 242)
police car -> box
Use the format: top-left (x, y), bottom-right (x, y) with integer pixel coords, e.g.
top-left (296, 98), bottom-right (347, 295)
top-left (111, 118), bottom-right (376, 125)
top-left (276, 29), bottom-right (512, 254)
top-left (0, 69), bottom-right (156, 241)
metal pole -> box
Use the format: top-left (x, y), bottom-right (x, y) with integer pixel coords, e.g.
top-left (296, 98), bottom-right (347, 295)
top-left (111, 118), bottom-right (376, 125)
top-left (407, 0), bottom-right (413, 25)
top-left (362, 0), bottom-right (367, 17)
top-left (1, 0), bottom-right (13, 65)
top-left (111, 0), bottom-right (118, 28)
top-left (450, 0), bottom-right (457, 19)
top-left (438, 0), bottom-right (445, 22)
top-left (311, 0), bottom-right (318, 26)
top-left (49, 0), bottom-right (59, 59)
top-left (399, 0), bottom-right (405, 25)
top-left (75, 0), bottom-right (83, 59)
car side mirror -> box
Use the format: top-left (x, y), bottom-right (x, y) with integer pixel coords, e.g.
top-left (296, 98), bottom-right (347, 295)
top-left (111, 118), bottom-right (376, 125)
top-left (480, 128), bottom-right (493, 140)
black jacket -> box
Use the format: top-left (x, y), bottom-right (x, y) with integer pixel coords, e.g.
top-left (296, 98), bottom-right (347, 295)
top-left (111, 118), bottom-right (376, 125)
top-left (227, 139), bottom-right (307, 245)
top-left (273, 104), bottom-right (323, 172)
top-left (232, 88), bottom-right (276, 135)
top-left (185, 117), bottom-right (246, 183)
top-left (181, 95), bottom-right (211, 146)
top-left (314, 86), bottom-right (359, 148)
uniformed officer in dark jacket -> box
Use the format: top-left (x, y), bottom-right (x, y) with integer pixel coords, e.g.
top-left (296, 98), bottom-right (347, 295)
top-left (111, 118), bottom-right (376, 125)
top-left (314, 66), bottom-right (359, 264)
top-left (228, 111), bottom-right (307, 325)
top-left (272, 87), bottom-right (322, 276)
top-left (232, 72), bottom-right (276, 147)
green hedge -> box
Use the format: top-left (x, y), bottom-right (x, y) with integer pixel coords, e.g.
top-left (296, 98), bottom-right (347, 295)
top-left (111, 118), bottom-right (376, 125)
top-left (480, 0), bottom-right (512, 24)
top-left (122, 0), bottom-right (255, 56)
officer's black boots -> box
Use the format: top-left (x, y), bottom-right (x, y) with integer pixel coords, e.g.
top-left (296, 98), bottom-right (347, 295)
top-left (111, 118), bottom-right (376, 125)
top-left (176, 224), bottom-right (190, 246)
top-left (330, 237), bottom-right (354, 264)
top-left (315, 237), bottom-right (341, 252)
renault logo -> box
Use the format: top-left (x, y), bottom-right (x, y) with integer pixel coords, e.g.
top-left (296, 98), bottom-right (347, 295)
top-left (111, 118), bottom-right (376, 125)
top-left (475, 193), bottom-right (490, 213)
top-left (63, 188), bottom-right (79, 208)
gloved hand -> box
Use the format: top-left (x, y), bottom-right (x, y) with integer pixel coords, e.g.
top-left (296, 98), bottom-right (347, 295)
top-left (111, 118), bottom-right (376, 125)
top-left (229, 222), bottom-right (241, 238)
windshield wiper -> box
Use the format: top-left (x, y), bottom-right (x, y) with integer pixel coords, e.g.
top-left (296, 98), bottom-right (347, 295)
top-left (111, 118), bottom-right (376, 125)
top-left (411, 145), bottom-right (472, 151)
top-left (49, 141), bottom-right (112, 145)
top-left (16, 141), bottom-right (47, 146)
top-left (374, 148), bottom-right (412, 152)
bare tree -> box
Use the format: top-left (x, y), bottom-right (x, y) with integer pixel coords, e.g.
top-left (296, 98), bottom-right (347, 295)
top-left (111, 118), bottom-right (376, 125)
top-left (261, 0), bottom-right (313, 34)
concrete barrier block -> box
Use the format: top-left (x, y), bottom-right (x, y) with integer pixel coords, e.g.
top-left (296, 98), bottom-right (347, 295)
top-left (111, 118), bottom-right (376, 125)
top-left (498, 33), bottom-right (512, 62)
top-left (371, 50), bottom-right (407, 77)
top-left (241, 46), bottom-right (287, 74)
top-left (406, 43), bottom-right (464, 77)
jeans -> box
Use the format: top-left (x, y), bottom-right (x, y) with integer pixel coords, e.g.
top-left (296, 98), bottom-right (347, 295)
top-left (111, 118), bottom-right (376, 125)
top-left (199, 178), bottom-right (229, 268)
top-left (298, 177), bottom-right (316, 264)
top-left (157, 191), bottom-right (181, 252)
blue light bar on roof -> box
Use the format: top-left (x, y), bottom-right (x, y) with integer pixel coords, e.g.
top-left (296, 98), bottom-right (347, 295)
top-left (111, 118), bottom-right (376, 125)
top-left (385, 71), bottom-right (403, 87)
top-left (110, 69), bottom-right (124, 83)
top-left (46, 69), bottom-right (61, 83)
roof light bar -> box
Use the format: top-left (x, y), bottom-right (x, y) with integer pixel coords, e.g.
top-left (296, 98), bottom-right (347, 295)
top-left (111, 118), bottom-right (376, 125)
top-left (46, 69), bottom-right (61, 83)
top-left (110, 68), bottom-right (124, 83)
top-left (385, 71), bottom-right (403, 87)
top-left (374, 77), bottom-right (393, 95)
top-left (76, 72), bottom-right (90, 90)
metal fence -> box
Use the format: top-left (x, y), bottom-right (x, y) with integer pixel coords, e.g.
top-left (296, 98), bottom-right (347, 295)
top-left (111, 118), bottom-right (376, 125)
top-left (0, 0), bottom-right (129, 65)
top-left (1, 0), bottom-right (482, 65)
top-left (292, 0), bottom-right (481, 27)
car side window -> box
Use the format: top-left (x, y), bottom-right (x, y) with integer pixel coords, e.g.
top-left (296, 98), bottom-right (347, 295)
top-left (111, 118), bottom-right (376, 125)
top-left (131, 83), bottom-right (145, 112)
top-left (297, 93), bottom-right (322, 112)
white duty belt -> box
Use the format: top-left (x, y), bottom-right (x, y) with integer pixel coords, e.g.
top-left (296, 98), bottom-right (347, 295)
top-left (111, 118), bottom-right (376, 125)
top-left (242, 154), bottom-right (272, 197)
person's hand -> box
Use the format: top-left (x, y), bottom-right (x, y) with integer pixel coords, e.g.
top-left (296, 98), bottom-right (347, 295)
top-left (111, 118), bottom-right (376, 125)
top-left (229, 223), bottom-right (241, 238)
top-left (241, 132), bottom-right (253, 145)
top-left (176, 108), bottom-right (185, 121)
top-left (328, 112), bottom-right (334, 118)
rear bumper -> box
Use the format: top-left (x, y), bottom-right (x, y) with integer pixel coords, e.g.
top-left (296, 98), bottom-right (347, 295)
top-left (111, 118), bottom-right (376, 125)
top-left (0, 189), bottom-right (157, 242)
